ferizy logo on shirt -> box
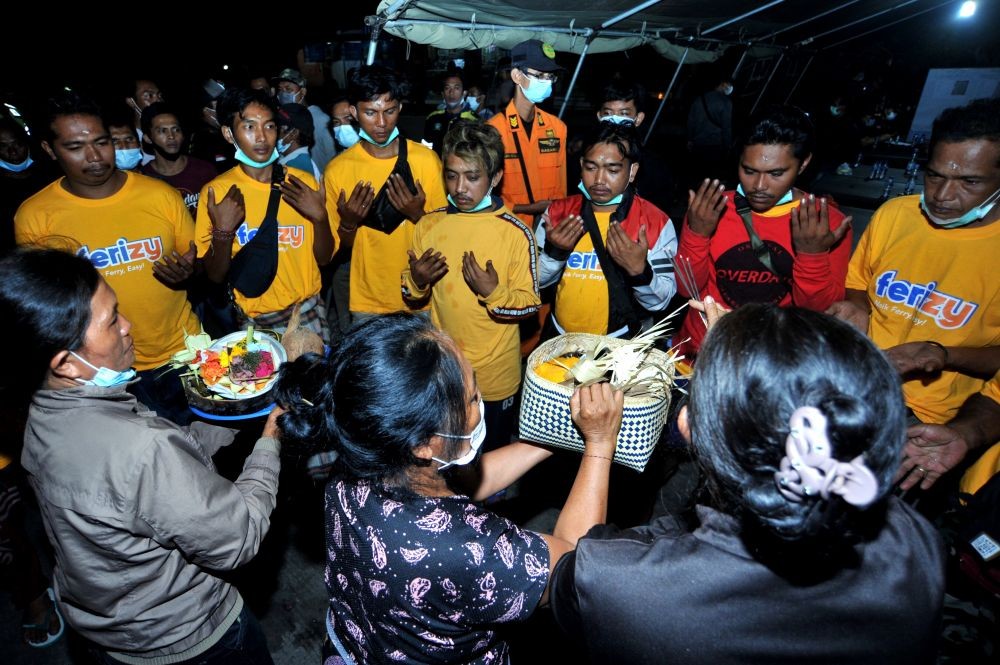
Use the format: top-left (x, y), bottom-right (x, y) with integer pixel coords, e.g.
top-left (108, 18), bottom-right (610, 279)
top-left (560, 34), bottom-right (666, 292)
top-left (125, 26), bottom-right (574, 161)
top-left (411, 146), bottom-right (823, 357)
top-left (874, 270), bottom-right (978, 329)
top-left (566, 251), bottom-right (605, 280)
top-left (235, 222), bottom-right (304, 248)
top-left (78, 236), bottom-right (164, 270)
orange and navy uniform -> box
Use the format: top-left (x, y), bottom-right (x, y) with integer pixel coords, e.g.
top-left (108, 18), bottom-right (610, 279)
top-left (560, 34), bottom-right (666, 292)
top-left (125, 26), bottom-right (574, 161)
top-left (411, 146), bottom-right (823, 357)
top-left (487, 101), bottom-right (567, 227)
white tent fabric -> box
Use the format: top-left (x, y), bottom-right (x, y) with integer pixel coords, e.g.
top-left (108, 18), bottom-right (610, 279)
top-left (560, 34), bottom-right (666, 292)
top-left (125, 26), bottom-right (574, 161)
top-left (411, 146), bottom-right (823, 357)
top-left (375, 0), bottom-right (724, 64)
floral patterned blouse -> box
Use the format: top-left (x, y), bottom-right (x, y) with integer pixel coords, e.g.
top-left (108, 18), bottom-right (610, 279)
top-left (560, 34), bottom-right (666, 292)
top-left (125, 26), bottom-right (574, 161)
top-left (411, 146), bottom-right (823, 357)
top-left (324, 478), bottom-right (550, 664)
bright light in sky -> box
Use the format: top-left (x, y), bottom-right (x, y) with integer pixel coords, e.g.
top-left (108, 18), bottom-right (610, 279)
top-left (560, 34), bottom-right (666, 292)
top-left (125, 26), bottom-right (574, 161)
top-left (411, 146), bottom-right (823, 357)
top-left (958, 1), bottom-right (977, 18)
top-left (223, 64), bottom-right (230, 71)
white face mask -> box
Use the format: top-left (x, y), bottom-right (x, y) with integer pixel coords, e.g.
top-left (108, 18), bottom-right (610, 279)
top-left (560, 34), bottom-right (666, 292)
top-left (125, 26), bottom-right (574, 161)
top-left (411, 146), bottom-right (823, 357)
top-left (432, 399), bottom-right (486, 471)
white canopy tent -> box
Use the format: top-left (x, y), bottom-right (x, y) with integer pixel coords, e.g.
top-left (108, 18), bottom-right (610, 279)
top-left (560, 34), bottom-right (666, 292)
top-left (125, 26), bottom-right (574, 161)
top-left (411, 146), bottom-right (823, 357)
top-left (367, 0), bottom-right (968, 138)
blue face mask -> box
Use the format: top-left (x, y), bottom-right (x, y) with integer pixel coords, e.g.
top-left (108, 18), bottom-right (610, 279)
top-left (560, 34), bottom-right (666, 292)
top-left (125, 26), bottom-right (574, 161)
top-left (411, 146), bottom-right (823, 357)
top-left (70, 351), bottom-right (136, 388)
top-left (736, 183), bottom-right (794, 206)
top-left (233, 145), bottom-right (280, 169)
top-left (600, 115), bottom-right (635, 126)
top-left (432, 399), bottom-right (486, 471)
top-left (0, 155), bottom-right (32, 172)
top-left (358, 127), bottom-right (399, 148)
top-left (277, 135), bottom-right (292, 155)
top-left (334, 124), bottom-right (360, 148)
top-left (448, 188), bottom-right (495, 213)
top-left (467, 97), bottom-right (481, 112)
top-left (519, 76), bottom-right (553, 104)
top-left (115, 148), bottom-right (143, 170)
top-left (578, 180), bottom-right (623, 207)
top-left (920, 187), bottom-right (1000, 228)
top-left (276, 90), bottom-right (299, 105)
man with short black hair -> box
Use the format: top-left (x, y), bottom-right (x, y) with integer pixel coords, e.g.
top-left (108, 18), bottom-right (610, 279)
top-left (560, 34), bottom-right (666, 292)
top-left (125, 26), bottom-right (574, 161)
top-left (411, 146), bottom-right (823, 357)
top-left (140, 102), bottom-right (218, 215)
top-left (15, 92), bottom-right (200, 423)
top-left (595, 76), bottom-right (672, 212)
top-left (323, 65), bottom-right (446, 321)
top-left (194, 87), bottom-right (334, 340)
top-left (423, 72), bottom-right (477, 154)
top-left (828, 97), bottom-right (1000, 491)
top-left (676, 105), bottom-right (851, 358)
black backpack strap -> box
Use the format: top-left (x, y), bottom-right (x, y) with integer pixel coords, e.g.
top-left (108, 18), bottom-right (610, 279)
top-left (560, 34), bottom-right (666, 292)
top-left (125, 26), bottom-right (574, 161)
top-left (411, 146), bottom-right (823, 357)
top-left (733, 193), bottom-right (780, 278)
top-left (363, 138), bottom-right (417, 235)
top-left (509, 119), bottom-right (535, 204)
top-left (229, 164), bottom-right (284, 298)
top-left (577, 191), bottom-right (642, 333)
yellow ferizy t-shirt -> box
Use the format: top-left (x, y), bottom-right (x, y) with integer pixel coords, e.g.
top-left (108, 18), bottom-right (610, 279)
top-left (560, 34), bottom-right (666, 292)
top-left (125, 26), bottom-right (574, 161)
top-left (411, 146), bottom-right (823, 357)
top-left (15, 172), bottom-right (201, 370)
top-left (324, 140), bottom-right (446, 314)
top-left (194, 166), bottom-right (324, 318)
top-left (846, 195), bottom-right (1000, 423)
top-left (554, 211), bottom-right (612, 334)
top-left (403, 206), bottom-right (540, 401)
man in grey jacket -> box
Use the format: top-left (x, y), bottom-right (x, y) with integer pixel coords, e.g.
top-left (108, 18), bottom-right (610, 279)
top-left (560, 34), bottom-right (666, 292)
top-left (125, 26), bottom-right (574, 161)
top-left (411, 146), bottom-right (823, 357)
top-left (4, 248), bottom-right (281, 664)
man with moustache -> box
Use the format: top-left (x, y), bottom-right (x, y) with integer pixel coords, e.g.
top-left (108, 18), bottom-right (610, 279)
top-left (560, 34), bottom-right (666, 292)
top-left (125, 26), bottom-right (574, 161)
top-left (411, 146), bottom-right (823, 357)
top-left (14, 92), bottom-right (200, 423)
top-left (140, 102), bottom-right (218, 215)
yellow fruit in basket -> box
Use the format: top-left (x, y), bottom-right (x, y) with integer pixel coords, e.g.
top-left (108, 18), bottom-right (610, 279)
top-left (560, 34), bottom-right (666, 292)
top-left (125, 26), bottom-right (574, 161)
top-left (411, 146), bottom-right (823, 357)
top-left (535, 355), bottom-right (580, 383)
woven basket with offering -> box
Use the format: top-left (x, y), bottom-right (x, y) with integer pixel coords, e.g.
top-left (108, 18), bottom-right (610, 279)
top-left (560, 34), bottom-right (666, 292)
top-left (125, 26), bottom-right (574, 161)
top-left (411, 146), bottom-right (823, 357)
top-left (519, 317), bottom-right (683, 471)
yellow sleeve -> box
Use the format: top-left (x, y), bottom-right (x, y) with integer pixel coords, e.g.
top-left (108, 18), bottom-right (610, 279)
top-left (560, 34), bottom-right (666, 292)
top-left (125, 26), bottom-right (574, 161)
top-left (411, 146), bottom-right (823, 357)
top-left (166, 188), bottom-right (196, 252)
top-left (13, 204), bottom-right (43, 247)
top-left (482, 223), bottom-right (540, 319)
top-left (982, 371), bottom-right (1000, 405)
top-left (288, 168), bottom-right (336, 256)
top-left (193, 180), bottom-right (216, 258)
top-left (413, 146), bottom-right (447, 212)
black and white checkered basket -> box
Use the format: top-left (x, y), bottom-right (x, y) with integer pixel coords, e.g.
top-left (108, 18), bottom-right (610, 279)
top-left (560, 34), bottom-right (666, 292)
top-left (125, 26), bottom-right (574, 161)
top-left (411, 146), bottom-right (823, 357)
top-left (519, 334), bottom-right (672, 472)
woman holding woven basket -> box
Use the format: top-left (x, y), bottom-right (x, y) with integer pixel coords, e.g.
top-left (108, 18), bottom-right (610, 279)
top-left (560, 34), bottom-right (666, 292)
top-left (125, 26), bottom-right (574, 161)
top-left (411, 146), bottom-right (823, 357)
top-left (548, 304), bottom-right (945, 664)
top-left (274, 312), bottom-right (623, 664)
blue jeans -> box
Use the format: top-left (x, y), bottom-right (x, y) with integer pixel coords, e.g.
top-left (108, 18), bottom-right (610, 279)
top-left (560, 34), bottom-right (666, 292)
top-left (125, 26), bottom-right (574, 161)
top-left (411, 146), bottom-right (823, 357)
top-left (90, 605), bottom-right (274, 665)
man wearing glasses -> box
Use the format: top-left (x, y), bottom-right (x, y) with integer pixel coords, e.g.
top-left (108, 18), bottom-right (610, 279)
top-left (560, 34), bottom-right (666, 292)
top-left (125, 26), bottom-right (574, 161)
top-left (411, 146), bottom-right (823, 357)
top-left (488, 40), bottom-right (568, 228)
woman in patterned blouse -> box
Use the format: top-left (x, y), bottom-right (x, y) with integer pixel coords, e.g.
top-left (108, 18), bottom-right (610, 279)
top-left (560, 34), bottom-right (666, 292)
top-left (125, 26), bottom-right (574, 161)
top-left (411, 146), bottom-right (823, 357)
top-left (275, 312), bottom-right (623, 664)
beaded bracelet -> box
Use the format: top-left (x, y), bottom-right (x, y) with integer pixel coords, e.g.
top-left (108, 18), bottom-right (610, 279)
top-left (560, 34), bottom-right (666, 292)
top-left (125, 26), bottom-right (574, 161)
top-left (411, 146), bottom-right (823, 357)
top-left (924, 340), bottom-right (949, 366)
top-left (211, 227), bottom-right (237, 241)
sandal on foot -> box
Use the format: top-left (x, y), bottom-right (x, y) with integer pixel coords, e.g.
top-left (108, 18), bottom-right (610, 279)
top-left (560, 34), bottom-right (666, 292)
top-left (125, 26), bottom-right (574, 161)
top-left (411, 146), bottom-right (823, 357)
top-left (23, 587), bottom-right (65, 648)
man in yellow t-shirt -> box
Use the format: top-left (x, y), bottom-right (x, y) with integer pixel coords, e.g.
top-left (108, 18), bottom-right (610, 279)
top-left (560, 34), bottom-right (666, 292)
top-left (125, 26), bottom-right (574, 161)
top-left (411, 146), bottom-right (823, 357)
top-left (195, 88), bottom-right (334, 340)
top-left (403, 121), bottom-right (539, 447)
top-left (15, 92), bottom-right (199, 424)
top-left (324, 65), bottom-right (446, 321)
top-left (829, 98), bottom-right (1000, 492)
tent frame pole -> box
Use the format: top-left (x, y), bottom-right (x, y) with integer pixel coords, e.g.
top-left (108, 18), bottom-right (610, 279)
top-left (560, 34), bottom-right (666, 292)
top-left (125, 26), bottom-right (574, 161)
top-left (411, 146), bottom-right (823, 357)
top-left (750, 51), bottom-right (785, 115)
top-left (731, 47), bottom-right (750, 79)
top-left (644, 47), bottom-right (689, 144)
top-left (824, 0), bottom-right (955, 49)
top-left (798, 0), bottom-right (921, 45)
top-left (759, 0), bottom-right (861, 41)
top-left (702, 0), bottom-right (786, 36)
top-left (558, 32), bottom-right (596, 118)
top-left (602, 0), bottom-right (665, 28)
top-left (783, 54), bottom-right (814, 104)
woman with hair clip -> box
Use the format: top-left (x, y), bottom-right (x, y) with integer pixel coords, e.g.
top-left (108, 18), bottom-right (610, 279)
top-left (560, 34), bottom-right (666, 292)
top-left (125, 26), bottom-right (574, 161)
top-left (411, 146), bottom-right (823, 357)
top-left (273, 312), bottom-right (624, 664)
top-left (549, 304), bottom-right (946, 664)
top-left (0, 248), bottom-right (281, 664)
